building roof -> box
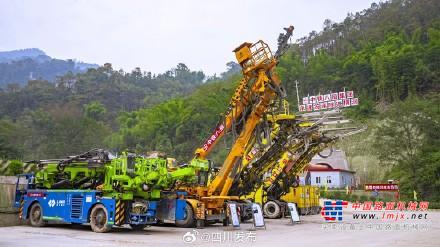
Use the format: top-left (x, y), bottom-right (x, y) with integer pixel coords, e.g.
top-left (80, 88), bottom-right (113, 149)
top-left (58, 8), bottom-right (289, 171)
top-left (306, 149), bottom-right (356, 173)
top-left (306, 163), bottom-right (355, 173)
top-left (311, 149), bottom-right (350, 170)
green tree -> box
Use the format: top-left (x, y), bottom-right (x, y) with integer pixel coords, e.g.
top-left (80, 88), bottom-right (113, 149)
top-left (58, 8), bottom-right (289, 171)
top-left (84, 101), bottom-right (107, 121)
top-left (373, 97), bottom-right (440, 201)
top-left (6, 160), bottom-right (23, 175)
top-left (0, 119), bottom-right (22, 159)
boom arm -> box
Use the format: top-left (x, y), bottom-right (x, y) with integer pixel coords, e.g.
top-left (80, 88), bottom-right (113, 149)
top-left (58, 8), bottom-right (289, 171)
top-left (206, 26), bottom-right (295, 197)
top-left (207, 70), bottom-right (280, 196)
top-left (194, 26), bottom-right (294, 161)
top-left (230, 111), bottom-right (366, 199)
top-left (228, 113), bottom-right (317, 196)
top-left (194, 75), bottom-right (251, 159)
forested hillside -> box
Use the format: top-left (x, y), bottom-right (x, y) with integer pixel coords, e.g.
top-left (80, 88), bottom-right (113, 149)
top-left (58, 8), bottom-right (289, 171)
top-left (0, 62), bottom-right (209, 159)
top-left (279, 0), bottom-right (439, 105)
top-left (0, 0), bottom-right (438, 201)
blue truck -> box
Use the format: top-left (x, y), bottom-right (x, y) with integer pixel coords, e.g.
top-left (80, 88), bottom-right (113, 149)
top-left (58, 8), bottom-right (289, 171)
top-left (12, 150), bottom-right (206, 232)
top-left (14, 174), bottom-right (189, 232)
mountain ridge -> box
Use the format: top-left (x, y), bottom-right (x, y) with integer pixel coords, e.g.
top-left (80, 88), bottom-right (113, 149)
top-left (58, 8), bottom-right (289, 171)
top-left (0, 48), bottom-right (99, 86)
top-left (0, 48), bottom-right (47, 63)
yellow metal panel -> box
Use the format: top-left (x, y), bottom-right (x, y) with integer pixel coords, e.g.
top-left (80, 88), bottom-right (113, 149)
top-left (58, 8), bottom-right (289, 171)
top-left (186, 199), bottom-right (205, 220)
top-left (254, 186), bottom-right (263, 204)
top-left (235, 46), bottom-right (252, 64)
top-left (280, 185), bottom-right (320, 210)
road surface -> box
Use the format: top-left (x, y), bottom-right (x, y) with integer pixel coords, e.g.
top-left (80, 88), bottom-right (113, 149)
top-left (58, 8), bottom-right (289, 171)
top-left (0, 209), bottom-right (438, 247)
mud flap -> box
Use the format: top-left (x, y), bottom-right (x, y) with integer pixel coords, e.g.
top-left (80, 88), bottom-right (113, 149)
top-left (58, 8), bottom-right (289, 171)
top-left (114, 200), bottom-right (126, 225)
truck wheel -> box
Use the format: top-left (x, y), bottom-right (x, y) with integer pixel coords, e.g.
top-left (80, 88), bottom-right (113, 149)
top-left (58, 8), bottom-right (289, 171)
top-left (29, 203), bottom-right (45, 227)
top-left (239, 202), bottom-right (253, 222)
top-left (263, 201), bottom-right (281, 219)
top-left (196, 219), bottom-right (205, 229)
top-left (222, 216), bottom-right (229, 226)
top-left (175, 203), bottom-right (196, 228)
top-left (90, 204), bottom-right (112, 233)
top-left (316, 206), bottom-right (322, 215)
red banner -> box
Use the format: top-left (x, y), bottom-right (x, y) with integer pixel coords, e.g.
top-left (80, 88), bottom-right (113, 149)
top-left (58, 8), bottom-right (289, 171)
top-left (299, 90), bottom-right (359, 112)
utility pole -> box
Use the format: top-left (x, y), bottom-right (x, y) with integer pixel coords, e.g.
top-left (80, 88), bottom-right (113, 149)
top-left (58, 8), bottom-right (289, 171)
top-left (295, 80), bottom-right (300, 109)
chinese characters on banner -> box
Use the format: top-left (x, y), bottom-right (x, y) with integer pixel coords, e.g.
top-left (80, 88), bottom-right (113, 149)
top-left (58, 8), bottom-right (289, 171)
top-left (364, 184), bottom-right (399, 191)
top-left (298, 91), bottom-right (359, 112)
top-left (202, 123), bottom-right (225, 151)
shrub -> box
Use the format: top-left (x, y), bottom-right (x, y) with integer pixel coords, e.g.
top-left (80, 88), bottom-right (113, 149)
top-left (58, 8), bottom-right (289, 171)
top-left (428, 202), bottom-right (440, 209)
top-left (6, 160), bottom-right (23, 175)
top-left (351, 194), bottom-right (360, 202)
top-left (341, 194), bottom-right (349, 201)
top-left (360, 195), bottom-right (369, 202)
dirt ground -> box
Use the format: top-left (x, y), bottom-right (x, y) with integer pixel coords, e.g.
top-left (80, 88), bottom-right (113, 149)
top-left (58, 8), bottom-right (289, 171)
top-left (0, 207), bottom-right (438, 247)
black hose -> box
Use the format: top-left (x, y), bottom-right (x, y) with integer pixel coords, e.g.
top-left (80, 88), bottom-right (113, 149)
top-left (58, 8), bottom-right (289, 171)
top-left (74, 177), bottom-right (90, 187)
top-left (51, 179), bottom-right (72, 189)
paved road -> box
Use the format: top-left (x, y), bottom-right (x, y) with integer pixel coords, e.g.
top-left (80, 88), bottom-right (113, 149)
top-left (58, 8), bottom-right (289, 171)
top-left (0, 209), bottom-right (438, 247)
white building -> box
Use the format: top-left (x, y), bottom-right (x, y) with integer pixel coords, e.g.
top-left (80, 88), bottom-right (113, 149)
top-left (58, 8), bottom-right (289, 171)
top-left (300, 149), bottom-right (356, 189)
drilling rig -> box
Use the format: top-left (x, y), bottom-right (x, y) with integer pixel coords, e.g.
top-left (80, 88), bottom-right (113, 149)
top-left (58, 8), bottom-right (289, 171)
top-left (230, 104), bottom-right (365, 218)
top-left (14, 149), bottom-right (207, 232)
top-left (172, 26), bottom-right (295, 227)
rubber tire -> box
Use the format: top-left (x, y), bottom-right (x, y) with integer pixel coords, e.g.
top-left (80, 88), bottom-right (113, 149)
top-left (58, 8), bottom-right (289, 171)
top-left (317, 206), bottom-right (322, 215)
top-left (222, 216), bottom-right (229, 226)
top-left (314, 206), bottom-right (322, 215)
top-left (239, 202), bottom-right (253, 222)
top-left (175, 203), bottom-right (196, 228)
top-left (29, 203), bottom-right (45, 227)
top-left (90, 204), bottom-right (112, 233)
top-left (263, 201), bottom-right (281, 219)
top-left (196, 219), bottom-right (205, 229)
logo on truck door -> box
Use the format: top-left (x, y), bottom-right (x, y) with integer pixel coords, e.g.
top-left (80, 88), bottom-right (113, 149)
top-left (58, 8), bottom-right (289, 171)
top-left (48, 199), bottom-right (65, 207)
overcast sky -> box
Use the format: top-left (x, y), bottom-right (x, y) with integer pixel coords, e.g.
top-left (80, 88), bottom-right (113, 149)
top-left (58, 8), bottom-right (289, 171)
top-left (0, 0), bottom-right (378, 75)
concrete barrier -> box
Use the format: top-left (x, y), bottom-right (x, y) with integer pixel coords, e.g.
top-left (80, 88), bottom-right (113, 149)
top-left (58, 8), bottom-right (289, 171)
top-left (0, 176), bottom-right (25, 226)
